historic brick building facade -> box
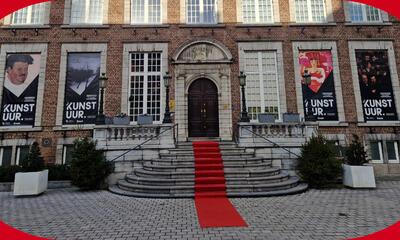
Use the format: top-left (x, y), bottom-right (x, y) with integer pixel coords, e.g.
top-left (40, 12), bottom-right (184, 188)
top-left (0, 0), bottom-right (399, 176)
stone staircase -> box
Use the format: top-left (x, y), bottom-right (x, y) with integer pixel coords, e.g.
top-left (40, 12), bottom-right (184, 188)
top-left (109, 141), bottom-right (308, 198)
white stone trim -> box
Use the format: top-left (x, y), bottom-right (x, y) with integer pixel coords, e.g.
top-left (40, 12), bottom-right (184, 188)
top-left (236, 0), bottom-right (280, 23)
top-left (121, 43), bottom-right (168, 124)
top-left (56, 43), bottom-right (108, 128)
top-left (63, 0), bottom-right (109, 25)
top-left (124, 0), bottom-right (168, 25)
top-left (180, 0), bottom-right (224, 24)
top-left (292, 41), bottom-right (346, 124)
top-left (288, 0), bottom-right (334, 23)
top-left (0, 43), bottom-right (48, 130)
top-left (238, 42), bottom-right (287, 120)
top-left (348, 41), bottom-right (400, 125)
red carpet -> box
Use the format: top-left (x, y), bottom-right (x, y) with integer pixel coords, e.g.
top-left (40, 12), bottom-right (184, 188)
top-left (0, 220), bottom-right (52, 240)
top-left (193, 142), bottom-right (248, 228)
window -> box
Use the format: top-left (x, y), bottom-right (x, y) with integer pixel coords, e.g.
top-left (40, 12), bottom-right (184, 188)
top-left (242, 0), bottom-right (274, 24)
top-left (131, 0), bottom-right (161, 24)
top-left (370, 141), bottom-right (383, 163)
top-left (71, 0), bottom-right (104, 24)
top-left (187, 0), bottom-right (218, 24)
top-left (387, 141), bottom-right (399, 163)
top-left (16, 146), bottom-right (30, 165)
top-left (63, 145), bottom-right (75, 165)
top-left (0, 147), bottom-right (12, 167)
top-left (11, 3), bottom-right (47, 25)
top-left (129, 52), bottom-right (162, 122)
top-left (348, 2), bottom-right (381, 22)
top-left (294, 0), bottom-right (326, 23)
top-left (244, 51), bottom-right (280, 121)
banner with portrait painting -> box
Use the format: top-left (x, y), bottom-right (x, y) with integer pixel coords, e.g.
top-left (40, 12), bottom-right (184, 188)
top-left (299, 51), bottom-right (339, 121)
top-left (356, 50), bottom-right (397, 121)
top-left (1, 54), bottom-right (41, 126)
top-left (63, 53), bottom-right (100, 125)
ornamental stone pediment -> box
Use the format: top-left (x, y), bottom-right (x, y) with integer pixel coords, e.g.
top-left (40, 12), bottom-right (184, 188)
top-left (173, 40), bottom-right (232, 64)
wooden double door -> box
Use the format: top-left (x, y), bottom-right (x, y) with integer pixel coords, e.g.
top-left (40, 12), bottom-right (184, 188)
top-left (188, 78), bottom-right (219, 137)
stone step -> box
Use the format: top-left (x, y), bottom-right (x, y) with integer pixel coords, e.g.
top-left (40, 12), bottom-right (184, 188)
top-left (134, 167), bottom-right (281, 179)
top-left (125, 172), bottom-right (290, 186)
top-left (160, 152), bottom-right (255, 159)
top-left (115, 177), bottom-right (301, 195)
top-left (147, 157), bottom-right (272, 166)
top-left (142, 161), bottom-right (273, 172)
top-left (109, 183), bottom-right (308, 198)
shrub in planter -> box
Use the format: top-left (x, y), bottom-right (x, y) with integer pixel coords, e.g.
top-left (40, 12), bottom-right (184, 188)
top-left (343, 135), bottom-right (376, 188)
top-left (47, 164), bottom-right (71, 181)
top-left (297, 135), bottom-right (342, 188)
top-left (20, 142), bottom-right (45, 172)
top-left (70, 138), bottom-right (113, 190)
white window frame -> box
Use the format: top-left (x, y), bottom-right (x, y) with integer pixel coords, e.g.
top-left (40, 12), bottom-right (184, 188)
top-left (0, 148), bottom-right (3, 166)
top-left (370, 141), bottom-right (384, 164)
top-left (241, 0), bottom-right (274, 24)
top-left (347, 2), bottom-right (382, 23)
top-left (62, 145), bottom-right (74, 165)
top-left (68, 0), bottom-right (106, 25)
top-left (11, 3), bottom-right (47, 25)
top-left (129, 52), bottom-right (163, 123)
top-left (294, 0), bottom-right (327, 23)
top-left (387, 141), bottom-right (400, 164)
top-left (186, 0), bottom-right (218, 24)
top-left (131, 0), bottom-right (163, 24)
top-left (15, 145), bottom-right (30, 166)
top-left (244, 51), bottom-right (281, 121)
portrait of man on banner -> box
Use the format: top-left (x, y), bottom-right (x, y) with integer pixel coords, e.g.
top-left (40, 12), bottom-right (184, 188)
top-left (356, 50), bottom-right (397, 121)
top-left (63, 53), bottom-right (100, 125)
top-left (1, 54), bottom-right (41, 126)
top-left (299, 51), bottom-right (338, 121)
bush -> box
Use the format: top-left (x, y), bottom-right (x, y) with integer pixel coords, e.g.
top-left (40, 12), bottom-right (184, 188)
top-left (0, 166), bottom-right (23, 182)
top-left (297, 135), bottom-right (343, 188)
top-left (345, 135), bottom-right (368, 166)
top-left (69, 138), bottom-right (113, 190)
top-left (20, 142), bottom-right (45, 172)
top-left (47, 164), bottom-right (71, 181)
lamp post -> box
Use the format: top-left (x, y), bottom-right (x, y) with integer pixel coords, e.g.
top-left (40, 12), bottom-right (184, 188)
top-left (302, 69), bottom-right (312, 85)
top-left (162, 72), bottom-right (172, 124)
top-left (239, 71), bottom-right (250, 122)
top-left (95, 73), bottom-right (108, 125)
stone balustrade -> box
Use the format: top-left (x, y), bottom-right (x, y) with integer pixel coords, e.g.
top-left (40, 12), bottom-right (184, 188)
top-left (93, 124), bottom-right (176, 151)
top-left (237, 122), bottom-right (318, 148)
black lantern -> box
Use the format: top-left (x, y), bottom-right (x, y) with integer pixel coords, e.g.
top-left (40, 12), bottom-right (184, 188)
top-left (239, 71), bottom-right (250, 122)
top-left (95, 73), bottom-right (108, 125)
top-left (302, 69), bottom-right (312, 85)
top-left (162, 72), bottom-right (172, 124)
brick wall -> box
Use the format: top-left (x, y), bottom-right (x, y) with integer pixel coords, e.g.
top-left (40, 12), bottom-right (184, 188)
top-left (0, 0), bottom-right (399, 163)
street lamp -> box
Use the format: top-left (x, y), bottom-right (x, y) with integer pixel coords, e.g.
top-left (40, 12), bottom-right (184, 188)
top-left (302, 69), bottom-right (312, 85)
top-left (95, 73), bottom-right (108, 125)
top-left (239, 71), bottom-right (250, 122)
top-left (162, 71), bottom-right (172, 124)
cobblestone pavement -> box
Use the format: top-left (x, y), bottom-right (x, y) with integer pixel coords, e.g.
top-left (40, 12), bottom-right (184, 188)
top-left (1, 181), bottom-right (400, 240)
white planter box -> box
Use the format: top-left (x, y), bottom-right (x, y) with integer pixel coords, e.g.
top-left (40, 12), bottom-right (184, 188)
top-left (13, 170), bottom-right (49, 196)
top-left (343, 164), bottom-right (376, 188)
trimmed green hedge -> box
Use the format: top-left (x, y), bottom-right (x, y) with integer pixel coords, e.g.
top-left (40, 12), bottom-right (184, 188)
top-left (0, 164), bottom-right (71, 183)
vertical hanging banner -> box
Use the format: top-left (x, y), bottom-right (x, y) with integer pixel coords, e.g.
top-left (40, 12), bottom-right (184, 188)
top-left (1, 54), bottom-right (41, 126)
top-left (356, 50), bottom-right (397, 121)
top-left (63, 53), bottom-right (100, 125)
top-left (299, 51), bottom-right (338, 121)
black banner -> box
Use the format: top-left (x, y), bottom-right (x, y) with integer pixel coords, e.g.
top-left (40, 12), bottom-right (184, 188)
top-left (1, 54), bottom-right (41, 126)
top-left (356, 50), bottom-right (397, 121)
top-left (63, 53), bottom-right (100, 125)
top-left (299, 51), bottom-right (339, 121)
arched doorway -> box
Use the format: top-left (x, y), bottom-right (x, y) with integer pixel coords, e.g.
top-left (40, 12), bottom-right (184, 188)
top-left (188, 78), bottom-right (219, 137)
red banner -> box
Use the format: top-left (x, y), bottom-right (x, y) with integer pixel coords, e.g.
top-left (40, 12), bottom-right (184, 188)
top-left (0, 0), bottom-right (53, 20)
